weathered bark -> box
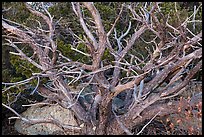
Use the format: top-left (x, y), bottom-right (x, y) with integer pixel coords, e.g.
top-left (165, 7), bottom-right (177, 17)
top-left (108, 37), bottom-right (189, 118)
top-left (106, 92), bottom-right (202, 135)
top-left (2, 2), bottom-right (202, 135)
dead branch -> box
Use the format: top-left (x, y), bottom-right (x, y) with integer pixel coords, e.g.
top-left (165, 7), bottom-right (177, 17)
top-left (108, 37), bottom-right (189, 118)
top-left (2, 2), bottom-right (202, 135)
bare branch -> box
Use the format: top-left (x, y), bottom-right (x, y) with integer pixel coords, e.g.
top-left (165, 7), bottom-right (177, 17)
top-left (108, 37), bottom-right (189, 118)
top-left (111, 70), bottom-right (150, 96)
top-left (136, 110), bottom-right (161, 135)
top-left (2, 103), bottom-right (23, 119)
top-left (82, 2), bottom-right (106, 39)
top-left (4, 40), bottom-right (44, 70)
top-left (73, 3), bottom-right (98, 49)
top-left (2, 2), bottom-right (202, 135)
top-left (112, 107), bottom-right (133, 135)
top-left (114, 21), bottom-right (132, 53)
top-left (107, 3), bottom-right (124, 36)
top-left (119, 25), bottom-right (147, 61)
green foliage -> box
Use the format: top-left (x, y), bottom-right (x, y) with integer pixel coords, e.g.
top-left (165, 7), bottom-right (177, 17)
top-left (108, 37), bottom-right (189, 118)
top-left (2, 2), bottom-right (202, 104)
top-left (2, 2), bottom-right (38, 87)
top-left (48, 3), bottom-right (82, 35)
top-left (2, 69), bottom-right (13, 82)
top-left (10, 55), bottom-right (41, 79)
top-left (159, 3), bottom-right (188, 28)
top-left (2, 2), bottom-right (32, 83)
top-left (57, 39), bottom-right (91, 64)
top-left (2, 53), bottom-right (42, 104)
top-left (160, 2), bottom-right (177, 15)
top-left (2, 2), bottom-right (30, 24)
top-left (102, 48), bottom-right (114, 65)
top-left (95, 3), bottom-right (117, 31)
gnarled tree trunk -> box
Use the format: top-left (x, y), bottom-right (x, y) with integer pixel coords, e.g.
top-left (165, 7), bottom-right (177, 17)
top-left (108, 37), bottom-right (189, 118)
top-left (2, 2), bottom-right (202, 135)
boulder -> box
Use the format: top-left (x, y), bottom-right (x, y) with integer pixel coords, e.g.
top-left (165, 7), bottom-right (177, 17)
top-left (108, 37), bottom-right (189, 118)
top-left (14, 104), bottom-right (78, 135)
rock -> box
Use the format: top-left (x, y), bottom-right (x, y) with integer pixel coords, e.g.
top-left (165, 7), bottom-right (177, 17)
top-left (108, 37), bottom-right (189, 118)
top-left (14, 104), bottom-right (78, 135)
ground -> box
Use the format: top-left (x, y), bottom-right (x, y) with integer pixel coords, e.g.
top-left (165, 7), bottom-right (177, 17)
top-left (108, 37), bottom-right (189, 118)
top-left (2, 111), bottom-right (22, 135)
top-left (2, 81), bottom-right (202, 135)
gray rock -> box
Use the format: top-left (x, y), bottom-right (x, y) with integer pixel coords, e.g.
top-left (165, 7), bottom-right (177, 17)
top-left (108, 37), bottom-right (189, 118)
top-left (14, 104), bottom-right (78, 135)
